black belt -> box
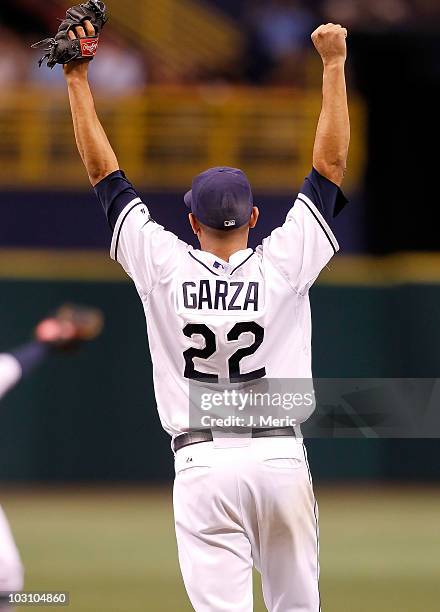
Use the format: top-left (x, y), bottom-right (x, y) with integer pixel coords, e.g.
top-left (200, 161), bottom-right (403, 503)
top-left (173, 427), bottom-right (296, 453)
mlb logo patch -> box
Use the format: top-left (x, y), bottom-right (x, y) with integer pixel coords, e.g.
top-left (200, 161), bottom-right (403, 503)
top-left (224, 220), bottom-right (236, 227)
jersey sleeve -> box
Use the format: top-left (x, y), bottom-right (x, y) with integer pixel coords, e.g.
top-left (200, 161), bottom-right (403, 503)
top-left (261, 168), bottom-right (348, 294)
top-left (0, 354), bottom-right (22, 401)
top-left (95, 170), bottom-right (182, 296)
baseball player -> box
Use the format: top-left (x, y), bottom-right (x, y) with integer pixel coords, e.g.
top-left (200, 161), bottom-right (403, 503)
top-left (37, 2), bottom-right (349, 609)
top-left (0, 305), bottom-right (103, 609)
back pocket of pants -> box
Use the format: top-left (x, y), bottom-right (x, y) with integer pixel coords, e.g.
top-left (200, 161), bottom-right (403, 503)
top-left (175, 452), bottom-right (212, 476)
top-left (263, 457), bottom-right (302, 469)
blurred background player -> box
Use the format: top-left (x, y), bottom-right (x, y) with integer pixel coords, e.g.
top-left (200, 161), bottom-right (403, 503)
top-left (0, 305), bottom-right (103, 401)
top-left (0, 305), bottom-right (103, 610)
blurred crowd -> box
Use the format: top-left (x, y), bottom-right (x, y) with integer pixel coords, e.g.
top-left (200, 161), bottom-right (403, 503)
top-left (0, 28), bottom-right (147, 95)
top-left (243, 0), bottom-right (440, 84)
top-left (0, 0), bottom-right (439, 93)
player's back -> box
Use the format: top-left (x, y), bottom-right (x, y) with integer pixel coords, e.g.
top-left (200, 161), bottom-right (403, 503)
top-left (97, 167), bottom-right (345, 436)
top-left (145, 242), bottom-right (314, 435)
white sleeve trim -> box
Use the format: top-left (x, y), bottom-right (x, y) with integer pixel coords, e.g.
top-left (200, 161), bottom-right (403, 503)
top-left (110, 197), bottom-right (143, 261)
top-left (295, 192), bottom-right (340, 253)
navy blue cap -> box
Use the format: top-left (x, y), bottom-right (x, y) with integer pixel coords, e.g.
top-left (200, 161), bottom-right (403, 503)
top-left (184, 167), bottom-right (253, 231)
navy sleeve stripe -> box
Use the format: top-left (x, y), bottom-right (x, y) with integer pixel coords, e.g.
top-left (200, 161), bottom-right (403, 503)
top-left (299, 168), bottom-right (348, 225)
top-left (11, 341), bottom-right (49, 378)
top-left (94, 170), bottom-right (141, 230)
top-left (297, 195), bottom-right (338, 254)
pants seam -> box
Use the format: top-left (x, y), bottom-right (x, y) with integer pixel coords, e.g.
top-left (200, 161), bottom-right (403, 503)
top-left (303, 444), bottom-right (322, 612)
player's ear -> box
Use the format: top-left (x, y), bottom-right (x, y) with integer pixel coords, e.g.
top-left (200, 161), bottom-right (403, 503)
top-left (188, 213), bottom-right (200, 236)
top-left (249, 206), bottom-right (259, 229)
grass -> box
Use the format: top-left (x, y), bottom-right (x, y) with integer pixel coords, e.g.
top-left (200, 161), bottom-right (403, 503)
top-left (1, 486), bottom-right (439, 611)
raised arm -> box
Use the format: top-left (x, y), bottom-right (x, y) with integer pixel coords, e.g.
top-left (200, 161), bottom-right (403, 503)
top-left (63, 21), bottom-right (119, 186)
top-left (311, 23), bottom-right (350, 187)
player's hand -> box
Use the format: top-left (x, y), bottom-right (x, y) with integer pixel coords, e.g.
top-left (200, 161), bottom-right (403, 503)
top-left (63, 19), bottom-right (95, 79)
top-left (311, 23), bottom-right (348, 66)
top-left (35, 304), bottom-right (104, 350)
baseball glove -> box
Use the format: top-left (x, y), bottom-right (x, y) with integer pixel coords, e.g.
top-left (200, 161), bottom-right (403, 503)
top-left (35, 304), bottom-right (105, 350)
top-left (32, 0), bottom-right (107, 69)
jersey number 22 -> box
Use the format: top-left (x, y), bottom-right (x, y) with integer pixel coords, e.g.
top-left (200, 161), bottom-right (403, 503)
top-left (183, 322), bottom-right (266, 383)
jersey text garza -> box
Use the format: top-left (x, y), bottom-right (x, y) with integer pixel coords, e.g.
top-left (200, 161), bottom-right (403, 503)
top-left (177, 279), bottom-right (264, 314)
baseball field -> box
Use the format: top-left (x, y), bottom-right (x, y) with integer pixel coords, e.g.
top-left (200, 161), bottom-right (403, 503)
top-left (2, 486), bottom-right (439, 612)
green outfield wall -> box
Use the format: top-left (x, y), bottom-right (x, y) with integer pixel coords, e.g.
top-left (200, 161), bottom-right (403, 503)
top-left (1, 277), bottom-right (439, 483)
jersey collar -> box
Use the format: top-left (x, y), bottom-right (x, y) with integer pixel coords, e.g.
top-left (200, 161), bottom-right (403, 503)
top-left (190, 248), bottom-right (254, 275)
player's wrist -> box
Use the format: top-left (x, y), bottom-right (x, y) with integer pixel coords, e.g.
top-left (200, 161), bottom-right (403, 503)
top-left (322, 57), bottom-right (346, 69)
top-left (64, 61), bottom-right (90, 82)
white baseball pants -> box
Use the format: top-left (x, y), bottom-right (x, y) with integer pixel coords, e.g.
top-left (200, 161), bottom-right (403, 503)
top-left (173, 436), bottom-right (320, 611)
top-left (0, 505), bottom-right (24, 594)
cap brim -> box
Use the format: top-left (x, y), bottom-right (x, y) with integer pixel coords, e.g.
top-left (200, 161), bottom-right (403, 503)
top-left (184, 190), bottom-right (192, 209)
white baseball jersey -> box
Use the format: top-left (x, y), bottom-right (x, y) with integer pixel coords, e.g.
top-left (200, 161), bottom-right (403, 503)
top-left (97, 168), bottom-right (345, 438)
